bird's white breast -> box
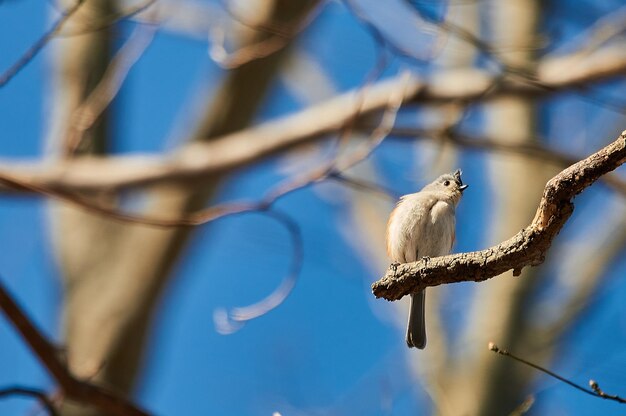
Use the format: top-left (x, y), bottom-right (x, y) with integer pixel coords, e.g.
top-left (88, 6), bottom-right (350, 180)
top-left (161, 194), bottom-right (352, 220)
top-left (386, 194), bottom-right (455, 263)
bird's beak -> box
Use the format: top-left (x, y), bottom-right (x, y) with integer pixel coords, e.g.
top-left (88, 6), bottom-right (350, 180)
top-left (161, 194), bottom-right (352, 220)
top-left (459, 184), bottom-right (468, 192)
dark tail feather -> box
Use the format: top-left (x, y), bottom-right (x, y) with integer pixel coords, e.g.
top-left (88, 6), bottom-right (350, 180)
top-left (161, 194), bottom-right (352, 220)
top-left (406, 290), bottom-right (426, 349)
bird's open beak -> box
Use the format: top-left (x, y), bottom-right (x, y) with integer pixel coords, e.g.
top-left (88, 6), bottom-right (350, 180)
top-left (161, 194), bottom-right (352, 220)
top-left (459, 184), bottom-right (468, 192)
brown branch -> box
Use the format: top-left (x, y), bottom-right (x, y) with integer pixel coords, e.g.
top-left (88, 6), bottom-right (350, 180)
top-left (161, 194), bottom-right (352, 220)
top-left (372, 131), bottom-right (626, 301)
top-left (0, 386), bottom-right (59, 416)
top-left (0, 279), bottom-right (150, 415)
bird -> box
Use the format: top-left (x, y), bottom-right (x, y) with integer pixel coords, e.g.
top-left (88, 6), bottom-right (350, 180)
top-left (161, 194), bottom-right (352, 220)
top-left (386, 170), bottom-right (468, 349)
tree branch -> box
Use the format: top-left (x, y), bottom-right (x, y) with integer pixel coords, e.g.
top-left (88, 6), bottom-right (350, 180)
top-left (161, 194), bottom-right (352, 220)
top-left (385, 127), bottom-right (626, 195)
top-left (0, 278), bottom-right (150, 416)
top-left (372, 130), bottom-right (626, 301)
top-left (0, 44), bottom-right (624, 194)
top-left (0, 0), bottom-right (86, 87)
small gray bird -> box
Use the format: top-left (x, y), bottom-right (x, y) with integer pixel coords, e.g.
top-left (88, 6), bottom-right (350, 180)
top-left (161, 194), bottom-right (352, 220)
top-left (386, 170), bottom-right (468, 349)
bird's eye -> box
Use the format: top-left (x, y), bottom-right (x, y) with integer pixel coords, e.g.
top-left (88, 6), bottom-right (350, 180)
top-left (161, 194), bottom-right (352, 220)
top-left (443, 180), bottom-right (450, 186)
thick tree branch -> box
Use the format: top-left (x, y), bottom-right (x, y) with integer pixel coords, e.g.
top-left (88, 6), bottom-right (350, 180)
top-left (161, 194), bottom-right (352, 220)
top-left (0, 44), bottom-right (624, 194)
top-left (372, 131), bottom-right (626, 301)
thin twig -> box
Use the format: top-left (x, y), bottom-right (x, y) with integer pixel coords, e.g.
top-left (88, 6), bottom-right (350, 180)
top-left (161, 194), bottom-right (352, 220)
top-left (384, 127), bottom-right (626, 195)
top-left (489, 343), bottom-right (626, 404)
top-left (589, 380), bottom-right (626, 404)
top-left (0, 0), bottom-right (86, 87)
top-left (344, 1), bottom-right (626, 114)
top-left (0, 386), bottom-right (59, 416)
top-left (328, 172), bottom-right (399, 199)
top-left (209, 1), bottom-right (325, 69)
top-left (65, 19), bottom-right (159, 155)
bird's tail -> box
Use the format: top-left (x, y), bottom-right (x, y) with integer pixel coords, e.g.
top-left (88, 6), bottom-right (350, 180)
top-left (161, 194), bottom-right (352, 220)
top-left (406, 290), bottom-right (426, 349)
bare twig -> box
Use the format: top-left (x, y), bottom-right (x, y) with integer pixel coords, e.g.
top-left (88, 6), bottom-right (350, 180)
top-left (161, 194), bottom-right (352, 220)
top-left (0, 278), bottom-right (150, 415)
top-left (0, 0), bottom-right (86, 87)
top-left (344, 1), bottom-right (626, 113)
top-left (489, 343), bottom-right (626, 404)
top-left (385, 127), bottom-right (626, 195)
top-left (0, 386), bottom-right (59, 416)
top-left (328, 172), bottom-right (399, 199)
top-left (372, 131), bottom-right (626, 301)
top-left (56, 0), bottom-right (158, 37)
top-left (65, 20), bottom-right (158, 155)
top-left (210, 1), bottom-right (326, 68)
top-left (589, 380), bottom-right (626, 404)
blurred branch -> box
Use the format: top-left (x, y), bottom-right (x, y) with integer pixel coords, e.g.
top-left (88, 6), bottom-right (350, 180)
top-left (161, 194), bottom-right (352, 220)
top-left (550, 4), bottom-right (626, 57)
top-left (345, 0), bottom-right (625, 98)
top-left (0, 386), bottom-right (59, 416)
top-left (57, 0), bottom-right (157, 36)
top-left (65, 20), bottom-right (158, 155)
top-left (0, 279), bottom-right (150, 416)
top-left (508, 396), bottom-right (535, 416)
top-left (386, 127), bottom-right (626, 195)
top-left (489, 343), bottom-right (626, 404)
top-left (1, 42), bottom-right (624, 194)
top-left (535, 216), bottom-right (626, 345)
top-left (372, 131), bottom-right (626, 300)
top-left (129, 0), bottom-right (218, 39)
top-left (213, 210), bottom-right (303, 334)
top-left (48, 3), bottom-right (323, 408)
top-left (0, 70), bottom-right (411, 228)
top-left (209, 1), bottom-right (326, 68)
top-left (0, 0), bottom-right (85, 87)
top-left (328, 172), bottom-right (399, 199)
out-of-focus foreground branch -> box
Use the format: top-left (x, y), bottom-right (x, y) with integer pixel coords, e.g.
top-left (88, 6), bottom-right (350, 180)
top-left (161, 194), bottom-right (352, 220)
top-left (0, 279), bottom-right (149, 416)
top-left (372, 131), bottom-right (626, 301)
top-left (0, 43), bottom-right (624, 194)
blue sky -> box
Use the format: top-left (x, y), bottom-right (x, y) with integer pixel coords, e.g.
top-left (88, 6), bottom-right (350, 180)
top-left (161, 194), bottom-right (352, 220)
top-left (1, 0), bottom-right (626, 415)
